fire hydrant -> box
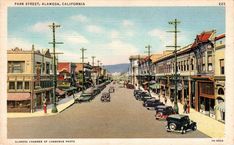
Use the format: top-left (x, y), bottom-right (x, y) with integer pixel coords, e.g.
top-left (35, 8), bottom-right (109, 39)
top-left (43, 99), bottom-right (47, 113)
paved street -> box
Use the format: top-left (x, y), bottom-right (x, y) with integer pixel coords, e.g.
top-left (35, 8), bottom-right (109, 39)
top-left (8, 84), bottom-right (209, 138)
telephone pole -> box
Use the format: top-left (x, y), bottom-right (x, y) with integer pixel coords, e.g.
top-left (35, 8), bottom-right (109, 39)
top-left (49, 22), bottom-right (63, 113)
top-left (97, 60), bottom-right (100, 85)
top-left (145, 45), bottom-right (151, 95)
top-left (166, 19), bottom-right (181, 114)
top-left (91, 56), bottom-right (96, 66)
top-left (81, 48), bottom-right (87, 93)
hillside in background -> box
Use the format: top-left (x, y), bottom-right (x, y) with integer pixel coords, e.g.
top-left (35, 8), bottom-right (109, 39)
top-left (104, 63), bottom-right (130, 73)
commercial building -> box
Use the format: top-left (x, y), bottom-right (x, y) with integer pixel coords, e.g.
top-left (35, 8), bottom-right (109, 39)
top-left (132, 30), bottom-right (225, 122)
top-left (7, 46), bottom-right (54, 112)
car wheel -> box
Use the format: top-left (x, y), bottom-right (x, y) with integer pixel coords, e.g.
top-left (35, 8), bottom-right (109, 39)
top-left (192, 125), bottom-right (197, 131)
top-left (181, 127), bottom-right (186, 134)
top-left (169, 123), bottom-right (177, 131)
top-left (145, 103), bottom-right (148, 107)
top-left (156, 112), bottom-right (162, 119)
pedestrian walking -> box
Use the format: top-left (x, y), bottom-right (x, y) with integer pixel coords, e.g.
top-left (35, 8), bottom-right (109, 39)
top-left (183, 102), bottom-right (187, 114)
top-left (164, 97), bottom-right (167, 104)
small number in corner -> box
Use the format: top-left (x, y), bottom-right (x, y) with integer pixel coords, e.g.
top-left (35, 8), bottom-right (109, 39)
top-left (219, 2), bottom-right (225, 6)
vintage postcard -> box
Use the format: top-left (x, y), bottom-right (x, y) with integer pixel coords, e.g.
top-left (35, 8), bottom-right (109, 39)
top-left (0, 0), bottom-right (234, 145)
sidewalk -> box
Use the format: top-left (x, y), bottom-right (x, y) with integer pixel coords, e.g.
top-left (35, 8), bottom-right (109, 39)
top-left (7, 92), bottom-right (81, 118)
top-left (149, 90), bottom-right (224, 138)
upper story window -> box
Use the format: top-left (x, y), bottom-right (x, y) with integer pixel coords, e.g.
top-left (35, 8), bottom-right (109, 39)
top-left (9, 82), bottom-right (15, 90)
top-left (191, 59), bottom-right (194, 70)
top-left (8, 61), bottom-right (25, 73)
top-left (220, 59), bottom-right (224, 75)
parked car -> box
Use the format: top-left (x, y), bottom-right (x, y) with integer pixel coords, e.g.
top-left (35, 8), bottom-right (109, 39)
top-left (140, 94), bottom-right (153, 102)
top-left (126, 84), bottom-right (134, 89)
top-left (135, 91), bottom-right (146, 100)
top-left (166, 114), bottom-right (197, 134)
top-left (155, 106), bottom-right (176, 120)
top-left (109, 86), bottom-right (115, 93)
top-left (143, 98), bottom-right (161, 107)
top-left (93, 87), bottom-right (101, 96)
top-left (133, 89), bottom-right (142, 96)
top-left (75, 93), bottom-right (93, 103)
top-left (101, 92), bottom-right (110, 102)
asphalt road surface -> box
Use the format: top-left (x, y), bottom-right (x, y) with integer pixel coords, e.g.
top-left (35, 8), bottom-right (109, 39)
top-left (8, 83), bottom-right (209, 138)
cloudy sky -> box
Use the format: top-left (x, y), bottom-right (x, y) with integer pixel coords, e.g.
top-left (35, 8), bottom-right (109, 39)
top-left (8, 7), bottom-right (225, 65)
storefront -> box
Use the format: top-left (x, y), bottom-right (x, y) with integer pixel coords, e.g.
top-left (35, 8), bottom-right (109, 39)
top-left (197, 81), bottom-right (215, 118)
top-left (7, 93), bottom-right (31, 112)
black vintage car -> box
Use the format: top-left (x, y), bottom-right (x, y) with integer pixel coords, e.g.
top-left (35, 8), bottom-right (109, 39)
top-left (135, 91), bottom-right (147, 100)
top-left (143, 98), bottom-right (160, 107)
top-left (166, 114), bottom-right (197, 134)
top-left (133, 89), bottom-right (142, 96)
top-left (155, 105), bottom-right (176, 120)
top-left (101, 92), bottom-right (110, 102)
top-left (140, 94), bottom-right (153, 102)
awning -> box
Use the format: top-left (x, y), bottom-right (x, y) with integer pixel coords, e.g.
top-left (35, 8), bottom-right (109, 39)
top-left (149, 80), bottom-right (156, 84)
top-left (142, 82), bottom-right (148, 85)
top-left (214, 102), bottom-right (225, 112)
top-left (56, 88), bottom-right (65, 96)
top-left (8, 93), bottom-right (31, 101)
top-left (150, 83), bottom-right (160, 89)
top-left (170, 83), bottom-right (183, 90)
top-left (64, 87), bottom-right (77, 92)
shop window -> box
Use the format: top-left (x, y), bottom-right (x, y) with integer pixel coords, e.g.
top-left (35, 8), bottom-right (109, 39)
top-left (17, 82), bottom-right (23, 90)
top-left (220, 59), bottom-right (224, 74)
top-left (9, 82), bottom-right (15, 90)
top-left (24, 82), bottom-right (29, 90)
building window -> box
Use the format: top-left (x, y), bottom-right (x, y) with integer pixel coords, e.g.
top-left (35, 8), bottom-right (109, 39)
top-left (24, 82), bottom-right (29, 90)
top-left (181, 62), bottom-right (183, 71)
top-left (187, 60), bottom-right (189, 71)
top-left (8, 61), bottom-right (25, 73)
top-left (220, 59), bottom-right (224, 74)
top-left (17, 82), bottom-right (23, 90)
top-left (207, 53), bottom-right (212, 71)
top-left (184, 60), bottom-right (186, 71)
top-left (218, 88), bottom-right (224, 95)
top-left (191, 59), bottom-right (194, 70)
top-left (9, 82), bottom-right (15, 90)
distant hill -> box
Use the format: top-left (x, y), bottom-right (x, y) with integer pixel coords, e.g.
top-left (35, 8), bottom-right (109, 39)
top-left (104, 63), bottom-right (130, 73)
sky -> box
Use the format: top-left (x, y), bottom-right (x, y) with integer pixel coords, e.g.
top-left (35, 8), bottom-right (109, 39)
top-left (8, 7), bottom-right (225, 65)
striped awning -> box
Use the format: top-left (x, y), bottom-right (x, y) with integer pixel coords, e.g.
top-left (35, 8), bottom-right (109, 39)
top-left (214, 102), bottom-right (225, 112)
top-left (8, 93), bottom-right (31, 101)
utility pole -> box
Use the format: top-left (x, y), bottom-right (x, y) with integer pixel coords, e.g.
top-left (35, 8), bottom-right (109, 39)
top-left (49, 22), bottom-right (63, 113)
top-left (81, 48), bottom-right (87, 93)
top-left (91, 56), bottom-right (96, 66)
top-left (138, 54), bottom-right (140, 90)
top-left (166, 19), bottom-right (181, 114)
top-left (145, 45), bottom-right (151, 95)
top-left (97, 60), bottom-right (100, 85)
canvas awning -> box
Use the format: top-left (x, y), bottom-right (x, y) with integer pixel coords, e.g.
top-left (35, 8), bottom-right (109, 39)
top-left (142, 82), bottom-right (148, 85)
top-left (56, 88), bottom-right (65, 96)
top-left (214, 102), bottom-right (225, 112)
top-left (64, 87), bottom-right (77, 92)
top-left (150, 83), bottom-right (160, 89)
top-left (8, 93), bottom-right (31, 101)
